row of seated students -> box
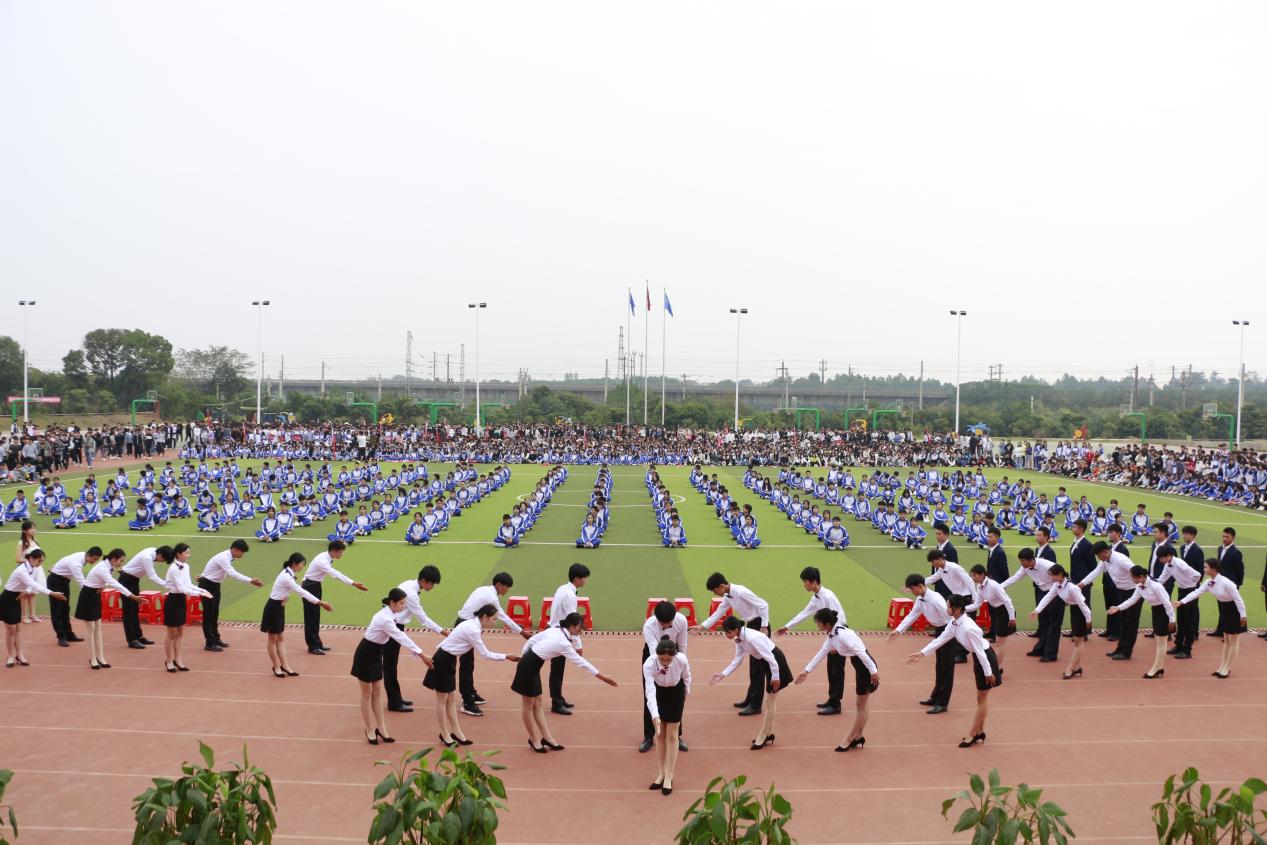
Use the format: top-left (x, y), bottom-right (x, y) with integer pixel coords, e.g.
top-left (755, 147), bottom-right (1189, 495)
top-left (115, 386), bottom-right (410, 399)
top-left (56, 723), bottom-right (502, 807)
top-left (646, 466), bottom-right (687, 547)
top-left (576, 467), bottom-right (613, 548)
top-left (491, 466), bottom-right (569, 547)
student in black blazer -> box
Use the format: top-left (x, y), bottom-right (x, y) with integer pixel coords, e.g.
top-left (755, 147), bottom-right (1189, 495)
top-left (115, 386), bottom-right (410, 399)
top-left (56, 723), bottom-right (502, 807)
top-left (1176, 526), bottom-right (1205, 652)
top-left (1100, 525), bottom-right (1130, 640)
top-left (1030, 528), bottom-right (1061, 662)
top-left (984, 528), bottom-right (1009, 583)
top-left (931, 523), bottom-right (957, 600)
top-left (1068, 519), bottom-right (1096, 601)
top-left (1215, 528), bottom-right (1244, 640)
top-left (1144, 524), bottom-right (1175, 640)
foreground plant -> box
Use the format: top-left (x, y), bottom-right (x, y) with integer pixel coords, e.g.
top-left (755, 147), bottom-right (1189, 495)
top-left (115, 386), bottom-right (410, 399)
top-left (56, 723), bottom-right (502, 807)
top-left (131, 742), bottom-right (277, 845)
top-left (941, 768), bottom-right (1074, 844)
top-left (368, 746), bottom-right (507, 845)
top-left (676, 774), bottom-right (795, 845)
top-left (1152, 766), bottom-right (1267, 844)
top-left (0, 769), bottom-right (17, 845)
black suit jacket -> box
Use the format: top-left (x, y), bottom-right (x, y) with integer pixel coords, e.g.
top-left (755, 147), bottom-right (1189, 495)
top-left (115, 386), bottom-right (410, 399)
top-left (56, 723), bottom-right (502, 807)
top-left (941, 541), bottom-right (959, 564)
top-left (1069, 536), bottom-right (1095, 582)
top-left (1036, 544), bottom-right (1058, 566)
top-left (1111, 541), bottom-right (1130, 559)
top-left (1181, 541), bottom-right (1204, 572)
top-left (986, 545), bottom-right (1009, 583)
top-left (1218, 544), bottom-right (1245, 587)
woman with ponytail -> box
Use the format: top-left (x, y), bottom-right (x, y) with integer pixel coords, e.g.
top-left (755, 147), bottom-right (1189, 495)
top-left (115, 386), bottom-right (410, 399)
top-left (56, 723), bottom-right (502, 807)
top-left (261, 553), bottom-right (330, 678)
top-left (162, 543), bottom-right (212, 673)
top-left (424, 603), bottom-right (520, 747)
top-left (795, 608), bottom-right (878, 752)
top-left (352, 588), bottom-right (434, 745)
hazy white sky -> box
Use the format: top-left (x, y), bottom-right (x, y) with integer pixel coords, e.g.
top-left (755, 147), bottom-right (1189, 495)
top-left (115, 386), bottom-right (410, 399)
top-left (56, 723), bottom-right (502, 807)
top-left (2, 1), bottom-right (1263, 386)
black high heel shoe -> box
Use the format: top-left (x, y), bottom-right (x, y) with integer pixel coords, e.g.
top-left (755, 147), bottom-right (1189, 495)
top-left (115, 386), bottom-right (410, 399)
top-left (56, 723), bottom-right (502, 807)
top-left (958, 732), bottom-right (986, 748)
top-left (541, 739), bottom-right (564, 751)
top-left (375, 730), bottom-right (396, 744)
top-left (1061, 668), bottom-right (1083, 680)
top-left (749, 735), bottom-right (775, 751)
top-left (835, 736), bottom-right (866, 752)
top-left (661, 785), bottom-right (673, 796)
top-left (1144, 669), bottom-right (1164, 679)
top-left (366, 731), bottom-right (378, 746)
top-left (90, 661), bottom-right (101, 670)
top-left (272, 668), bottom-right (287, 678)
top-left (450, 735), bottom-right (473, 746)
top-left (528, 740), bottom-right (548, 754)
top-left (99, 662), bottom-right (111, 669)
top-left (1213, 671), bottom-right (1230, 679)
top-left (282, 668), bottom-right (299, 677)
top-left (649, 782), bottom-right (663, 791)
top-left (165, 662), bottom-right (178, 673)
top-left (175, 662), bottom-right (189, 672)
top-left (440, 734), bottom-right (458, 748)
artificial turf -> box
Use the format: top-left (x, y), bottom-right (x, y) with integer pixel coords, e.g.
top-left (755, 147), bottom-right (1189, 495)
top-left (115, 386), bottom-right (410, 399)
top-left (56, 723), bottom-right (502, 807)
top-left (5, 462), bottom-right (1266, 632)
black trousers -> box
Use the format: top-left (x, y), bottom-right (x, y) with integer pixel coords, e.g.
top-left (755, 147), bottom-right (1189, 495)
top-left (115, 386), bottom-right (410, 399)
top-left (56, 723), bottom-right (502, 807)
top-left (455, 616), bottom-right (478, 705)
top-left (301, 580), bottom-right (324, 649)
top-left (825, 652), bottom-right (846, 706)
top-left (383, 623), bottom-right (406, 707)
top-left (1103, 581), bottom-right (1121, 636)
top-left (46, 573), bottom-right (73, 638)
top-left (642, 644), bottom-right (685, 741)
top-left (1116, 599), bottom-right (1143, 657)
top-left (743, 619), bottom-right (770, 710)
top-left (1038, 596), bottom-right (1065, 660)
top-left (929, 625), bottom-right (955, 707)
top-left (199, 579), bottom-right (222, 645)
top-left (118, 573), bottom-right (143, 643)
top-left (1175, 585), bottom-right (1198, 651)
top-left (549, 656), bottom-right (567, 705)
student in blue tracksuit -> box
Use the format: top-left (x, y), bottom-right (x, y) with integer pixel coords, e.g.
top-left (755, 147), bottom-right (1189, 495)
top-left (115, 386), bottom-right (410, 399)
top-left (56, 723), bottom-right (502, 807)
top-left (256, 507), bottom-right (282, 542)
top-left (405, 512), bottom-right (430, 545)
top-left (197, 504), bottom-right (222, 532)
top-left (736, 516), bottom-right (762, 549)
top-left (663, 516), bottom-right (687, 547)
top-left (53, 497), bottom-right (80, 529)
top-left (128, 502), bottom-right (154, 531)
top-left (494, 515), bottom-right (519, 547)
top-left (577, 514), bottom-right (603, 548)
top-left (823, 516), bottom-right (850, 550)
top-left (329, 511), bottom-right (357, 544)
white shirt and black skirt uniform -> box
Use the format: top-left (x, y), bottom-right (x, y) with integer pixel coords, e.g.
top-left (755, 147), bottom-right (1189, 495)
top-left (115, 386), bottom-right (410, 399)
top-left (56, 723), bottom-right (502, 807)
top-left (260, 569), bottom-right (321, 634)
top-left (423, 619), bottom-right (507, 693)
top-left (75, 561), bottom-right (132, 623)
top-left (1179, 575), bottom-right (1248, 635)
top-left (511, 626), bottom-right (599, 698)
top-left (1115, 579), bottom-right (1177, 637)
top-left (163, 561), bottom-right (206, 628)
top-left (718, 628), bottom-right (791, 695)
top-left (1, 562), bottom-right (54, 625)
top-left (352, 606), bottom-right (424, 683)
top-left (804, 625), bottom-right (879, 696)
top-left (643, 653), bottom-right (691, 724)
top-left (922, 615), bottom-right (1001, 692)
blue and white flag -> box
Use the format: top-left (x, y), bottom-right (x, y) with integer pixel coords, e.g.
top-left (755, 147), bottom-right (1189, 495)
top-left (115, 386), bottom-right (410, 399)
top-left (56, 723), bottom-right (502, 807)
top-left (628, 289), bottom-right (636, 316)
top-left (663, 291), bottom-right (674, 317)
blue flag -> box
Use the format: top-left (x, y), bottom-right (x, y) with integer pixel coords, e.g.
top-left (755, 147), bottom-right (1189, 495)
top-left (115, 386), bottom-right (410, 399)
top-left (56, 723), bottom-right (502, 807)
top-left (628, 290), bottom-right (636, 316)
top-left (663, 292), bottom-right (674, 317)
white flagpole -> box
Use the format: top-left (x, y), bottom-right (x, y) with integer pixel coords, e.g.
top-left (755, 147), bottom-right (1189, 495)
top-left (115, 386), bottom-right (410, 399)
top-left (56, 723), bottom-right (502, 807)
top-left (642, 282), bottom-right (649, 426)
top-left (625, 288), bottom-right (631, 426)
top-left (660, 289), bottom-right (667, 426)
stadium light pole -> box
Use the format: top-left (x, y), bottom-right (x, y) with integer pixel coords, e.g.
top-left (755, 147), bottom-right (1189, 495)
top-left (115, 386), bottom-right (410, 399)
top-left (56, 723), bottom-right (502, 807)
top-left (950, 310), bottom-right (967, 438)
top-left (1234, 319), bottom-right (1250, 449)
top-left (18, 300), bottom-right (35, 424)
top-left (252, 300), bottom-right (270, 425)
top-left (470, 302), bottom-right (487, 429)
top-left (729, 307), bottom-right (747, 432)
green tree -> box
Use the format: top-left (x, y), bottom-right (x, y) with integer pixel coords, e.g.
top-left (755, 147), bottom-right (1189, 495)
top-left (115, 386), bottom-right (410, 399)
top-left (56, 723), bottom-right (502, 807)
top-left (80, 328), bottom-right (175, 403)
top-left (174, 346), bottom-right (252, 400)
top-left (0, 336), bottom-right (22, 396)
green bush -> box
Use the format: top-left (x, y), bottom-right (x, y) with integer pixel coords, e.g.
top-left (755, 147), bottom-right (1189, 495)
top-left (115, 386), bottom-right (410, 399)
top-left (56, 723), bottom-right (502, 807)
top-left (1152, 767), bottom-right (1267, 844)
top-left (367, 747), bottom-right (507, 845)
top-left (0, 769), bottom-right (17, 845)
top-left (941, 768), bottom-right (1074, 844)
top-left (131, 742), bottom-right (277, 845)
top-left (675, 775), bottom-right (795, 844)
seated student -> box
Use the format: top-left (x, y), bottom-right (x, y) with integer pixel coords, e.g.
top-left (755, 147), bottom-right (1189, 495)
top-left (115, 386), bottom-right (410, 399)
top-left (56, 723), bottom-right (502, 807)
top-left (1077, 497), bottom-right (1095, 520)
top-left (493, 514), bottom-right (519, 547)
top-left (1053, 487), bottom-right (1072, 514)
top-left (906, 515), bottom-right (927, 550)
top-left (577, 513), bottom-right (603, 548)
top-left (823, 516), bottom-right (850, 550)
top-left (353, 505), bottom-right (373, 536)
top-left (1017, 507), bottom-right (1039, 536)
top-left (37, 485), bottom-right (59, 515)
top-left (853, 496), bottom-right (871, 522)
top-left (197, 503), bottom-right (222, 532)
top-left (329, 510), bottom-right (357, 544)
top-left (381, 498), bottom-right (398, 524)
top-left (1160, 512), bottom-right (1180, 542)
top-left (170, 494), bottom-right (192, 519)
top-left (277, 502), bottom-right (297, 535)
top-left (293, 498), bottom-right (314, 527)
top-left (367, 500), bottom-right (387, 531)
top-left (880, 505), bottom-right (898, 535)
top-left (255, 507), bottom-right (282, 542)
top-left (1039, 516), bottom-right (1060, 542)
top-left (996, 502), bottom-right (1016, 530)
top-left (736, 515), bottom-right (761, 549)
top-left (1129, 504), bottom-right (1149, 536)
top-left (966, 515), bottom-right (985, 547)
top-left (787, 495), bottom-right (804, 524)
top-left (80, 492), bottom-right (102, 523)
top-left (405, 512), bottom-right (430, 545)
top-left (319, 490), bottom-right (341, 518)
top-left (949, 509), bottom-right (969, 535)
top-left (663, 515), bottom-right (687, 547)
top-left (195, 489), bottom-right (215, 514)
top-left (5, 491), bottom-right (30, 520)
top-left (891, 510), bottom-right (910, 543)
top-left (222, 496), bottom-right (242, 525)
top-left (53, 496), bottom-right (80, 529)
top-left (151, 497), bottom-right (170, 526)
top-left (128, 501), bottom-right (154, 531)
top-left (803, 506), bottom-right (824, 536)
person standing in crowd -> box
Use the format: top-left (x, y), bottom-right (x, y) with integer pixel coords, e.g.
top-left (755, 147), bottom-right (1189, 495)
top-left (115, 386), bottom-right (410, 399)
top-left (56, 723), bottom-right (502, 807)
top-left (75, 548), bottom-right (141, 669)
top-left (198, 540), bottom-right (263, 651)
top-left (1176, 559), bottom-right (1247, 678)
top-left (888, 574), bottom-right (953, 713)
top-left (351, 588), bottom-right (433, 745)
top-left (547, 563), bottom-right (590, 716)
top-left (966, 564), bottom-right (1015, 661)
top-left (795, 608), bottom-right (878, 752)
top-left (3, 549), bottom-right (66, 666)
top-left (260, 553), bottom-right (331, 678)
top-left (1212, 528), bottom-right (1244, 642)
top-left (14, 521), bottom-right (41, 625)
top-left (161, 543), bottom-right (211, 673)
top-left (386, 566), bottom-right (446, 713)
top-left (644, 638), bottom-right (690, 795)
top-left (1001, 548), bottom-right (1058, 662)
top-left (1109, 564), bottom-right (1176, 678)
top-left (424, 604), bottom-right (520, 747)
top-left (640, 600), bottom-right (689, 753)
top-left (1078, 541), bottom-right (1140, 660)
top-left (776, 567), bottom-right (847, 714)
top-left (930, 522), bottom-right (959, 600)
top-left (1158, 542), bottom-right (1202, 659)
top-left (301, 540), bottom-right (367, 655)
top-left (119, 546), bottom-right (175, 649)
top-left (455, 573), bottom-right (530, 717)
top-left (709, 615), bottom-right (790, 750)
top-left (693, 573), bottom-right (771, 717)
top-left (46, 547), bottom-right (100, 647)
top-left (1030, 564), bottom-right (1092, 679)
top-left (908, 594), bottom-right (1001, 748)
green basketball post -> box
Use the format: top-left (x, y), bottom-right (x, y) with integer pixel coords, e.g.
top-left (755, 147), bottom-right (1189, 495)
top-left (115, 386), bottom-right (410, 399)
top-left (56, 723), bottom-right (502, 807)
top-left (416, 401), bottom-right (457, 425)
top-left (1211, 412), bottom-right (1234, 445)
top-left (1123, 411), bottom-right (1146, 442)
top-left (130, 398), bottom-right (158, 425)
top-left (871, 408), bottom-right (900, 431)
top-left (786, 407), bottom-right (821, 430)
top-left (349, 401), bottom-right (379, 423)
top-left (844, 406), bottom-right (868, 428)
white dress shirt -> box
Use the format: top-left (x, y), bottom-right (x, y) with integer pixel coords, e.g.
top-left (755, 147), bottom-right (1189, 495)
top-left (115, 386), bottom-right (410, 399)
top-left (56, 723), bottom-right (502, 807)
top-left (921, 615), bottom-right (993, 676)
top-left (643, 653), bottom-right (691, 721)
top-left (200, 550), bottom-right (254, 584)
top-left (926, 561), bottom-right (974, 597)
top-left (782, 585), bottom-right (846, 630)
top-left (804, 626), bottom-right (877, 674)
top-left (82, 561), bottom-right (131, 594)
top-left (122, 548), bottom-right (168, 588)
top-left (305, 552), bottom-right (355, 586)
top-left (1116, 580), bottom-right (1177, 622)
top-left (1001, 562), bottom-right (1054, 592)
top-left (894, 590), bottom-right (951, 633)
top-left (1035, 580), bottom-right (1093, 622)
top-left (966, 578), bottom-right (1016, 620)
top-left (164, 562), bottom-right (211, 597)
top-left (1158, 557), bottom-right (1201, 590)
top-left (438, 618), bottom-right (507, 660)
top-left (1179, 575), bottom-right (1248, 617)
top-left (5, 562), bottom-right (54, 595)
top-left (1077, 550), bottom-right (1136, 592)
top-left (548, 582), bottom-right (578, 625)
top-left (268, 569), bottom-right (321, 603)
top-left (523, 626), bottom-right (599, 674)
top-left (643, 613), bottom-right (689, 653)
top-left (458, 585), bottom-right (522, 633)
top-left (700, 584), bottom-right (769, 629)
top-left (393, 579), bottom-right (444, 632)
top-left (364, 606), bottom-right (423, 654)
top-left (719, 627), bottom-right (782, 682)
top-left (49, 552), bottom-right (91, 585)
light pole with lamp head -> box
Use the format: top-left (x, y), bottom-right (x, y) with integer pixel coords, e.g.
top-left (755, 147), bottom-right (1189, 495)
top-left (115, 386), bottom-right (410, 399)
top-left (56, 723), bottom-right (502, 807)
top-left (1233, 319), bottom-right (1250, 449)
top-left (252, 300), bottom-right (270, 426)
top-left (729, 308), bottom-right (747, 433)
top-left (17, 300), bottom-right (35, 425)
top-left (469, 303), bottom-right (487, 429)
top-left (950, 310), bottom-right (968, 439)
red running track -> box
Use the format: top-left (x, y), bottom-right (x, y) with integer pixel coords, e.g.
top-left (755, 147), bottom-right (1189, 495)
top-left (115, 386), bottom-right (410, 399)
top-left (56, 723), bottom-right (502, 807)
top-left (3, 621), bottom-right (1266, 844)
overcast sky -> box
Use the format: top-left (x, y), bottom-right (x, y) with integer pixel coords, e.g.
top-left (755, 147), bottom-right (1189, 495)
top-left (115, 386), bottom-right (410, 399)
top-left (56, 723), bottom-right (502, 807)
top-left (2, 1), bottom-right (1263, 387)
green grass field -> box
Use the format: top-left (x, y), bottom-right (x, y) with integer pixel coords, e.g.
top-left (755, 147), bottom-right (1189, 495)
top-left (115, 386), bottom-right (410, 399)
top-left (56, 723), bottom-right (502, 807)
top-left (5, 462), bottom-right (1266, 632)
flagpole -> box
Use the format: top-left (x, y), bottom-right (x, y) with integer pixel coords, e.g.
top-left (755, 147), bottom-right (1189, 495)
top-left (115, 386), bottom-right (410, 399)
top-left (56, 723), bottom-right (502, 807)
top-left (625, 287), bottom-right (631, 426)
top-left (642, 282), bottom-right (649, 426)
top-left (660, 288), bottom-right (667, 426)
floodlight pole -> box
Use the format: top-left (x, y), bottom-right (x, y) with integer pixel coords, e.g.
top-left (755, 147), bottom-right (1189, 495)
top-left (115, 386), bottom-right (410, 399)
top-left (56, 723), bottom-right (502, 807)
top-left (1233, 319), bottom-right (1250, 449)
top-left (18, 300), bottom-right (35, 424)
top-left (729, 307), bottom-right (747, 432)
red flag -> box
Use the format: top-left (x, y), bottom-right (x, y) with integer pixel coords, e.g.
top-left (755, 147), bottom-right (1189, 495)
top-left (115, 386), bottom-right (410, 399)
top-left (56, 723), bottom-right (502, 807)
top-left (645, 283), bottom-right (651, 311)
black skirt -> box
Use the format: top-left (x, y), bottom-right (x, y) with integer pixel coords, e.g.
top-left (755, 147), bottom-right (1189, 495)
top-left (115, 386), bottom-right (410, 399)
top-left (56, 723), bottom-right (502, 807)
top-left (755, 646), bottom-right (793, 694)
top-left (260, 598), bottom-right (286, 634)
top-left (510, 648), bottom-right (546, 697)
top-left (988, 605), bottom-right (1012, 641)
top-left (1151, 604), bottom-right (1172, 637)
top-left (1069, 608), bottom-right (1090, 639)
top-left (1216, 600), bottom-right (1246, 635)
top-left (351, 638), bottom-right (385, 683)
top-left (422, 648), bottom-right (458, 693)
top-left (972, 647), bottom-right (1003, 692)
top-left (0, 590), bottom-right (21, 625)
top-left (164, 593), bottom-right (188, 628)
top-left (654, 679), bottom-right (686, 723)
top-left (74, 586), bottom-right (102, 622)
top-left (850, 653), bottom-right (879, 696)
